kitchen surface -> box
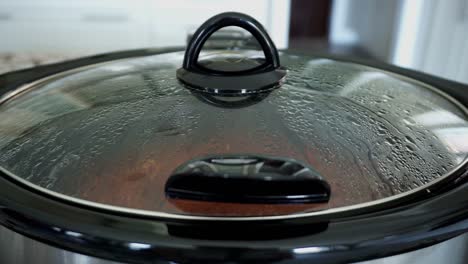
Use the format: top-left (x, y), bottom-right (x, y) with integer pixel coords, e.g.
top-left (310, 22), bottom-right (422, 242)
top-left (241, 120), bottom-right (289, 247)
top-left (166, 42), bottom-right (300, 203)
top-left (0, 1), bottom-right (467, 264)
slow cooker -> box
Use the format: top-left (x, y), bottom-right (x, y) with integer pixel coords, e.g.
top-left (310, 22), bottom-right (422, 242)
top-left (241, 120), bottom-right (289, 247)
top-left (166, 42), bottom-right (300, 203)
top-left (0, 12), bottom-right (467, 264)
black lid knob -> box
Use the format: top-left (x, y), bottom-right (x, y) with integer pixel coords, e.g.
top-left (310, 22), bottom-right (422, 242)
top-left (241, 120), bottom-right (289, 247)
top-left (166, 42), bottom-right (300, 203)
top-left (177, 12), bottom-right (287, 96)
top-left (165, 155), bottom-right (331, 204)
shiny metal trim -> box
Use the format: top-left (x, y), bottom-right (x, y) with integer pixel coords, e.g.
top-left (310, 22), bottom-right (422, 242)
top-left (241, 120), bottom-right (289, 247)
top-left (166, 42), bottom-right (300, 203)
top-left (1, 225), bottom-right (467, 264)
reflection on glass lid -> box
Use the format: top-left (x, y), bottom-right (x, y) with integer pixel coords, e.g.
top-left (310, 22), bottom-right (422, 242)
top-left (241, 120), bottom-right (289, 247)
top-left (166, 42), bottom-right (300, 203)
top-left (0, 50), bottom-right (467, 217)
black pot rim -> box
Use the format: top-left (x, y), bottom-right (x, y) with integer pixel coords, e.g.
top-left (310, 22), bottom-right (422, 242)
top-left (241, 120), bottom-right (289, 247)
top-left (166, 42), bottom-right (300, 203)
top-left (1, 47), bottom-right (468, 264)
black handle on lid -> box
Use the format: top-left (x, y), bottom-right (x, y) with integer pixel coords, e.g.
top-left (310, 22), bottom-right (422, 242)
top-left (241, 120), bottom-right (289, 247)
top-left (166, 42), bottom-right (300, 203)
top-left (177, 12), bottom-right (287, 96)
top-left (165, 155), bottom-right (331, 204)
top-left (183, 12), bottom-right (280, 71)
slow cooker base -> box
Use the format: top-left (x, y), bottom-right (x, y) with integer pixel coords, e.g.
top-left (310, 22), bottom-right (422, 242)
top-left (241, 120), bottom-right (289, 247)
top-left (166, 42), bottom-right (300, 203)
top-left (1, 225), bottom-right (467, 264)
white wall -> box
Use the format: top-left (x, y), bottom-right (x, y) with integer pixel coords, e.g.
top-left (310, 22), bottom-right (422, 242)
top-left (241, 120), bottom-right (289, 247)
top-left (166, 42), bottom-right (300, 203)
top-left (0, 0), bottom-right (290, 55)
top-left (415, 0), bottom-right (468, 84)
top-left (330, 0), bottom-right (468, 84)
top-left (330, 0), bottom-right (400, 61)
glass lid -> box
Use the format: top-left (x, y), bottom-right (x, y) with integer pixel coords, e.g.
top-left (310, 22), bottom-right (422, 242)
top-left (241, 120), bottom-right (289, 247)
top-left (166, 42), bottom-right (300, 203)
top-left (0, 13), bottom-right (467, 218)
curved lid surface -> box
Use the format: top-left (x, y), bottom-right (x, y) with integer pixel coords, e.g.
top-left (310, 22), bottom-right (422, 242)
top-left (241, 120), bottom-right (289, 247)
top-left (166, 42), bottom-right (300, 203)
top-left (0, 50), bottom-right (467, 217)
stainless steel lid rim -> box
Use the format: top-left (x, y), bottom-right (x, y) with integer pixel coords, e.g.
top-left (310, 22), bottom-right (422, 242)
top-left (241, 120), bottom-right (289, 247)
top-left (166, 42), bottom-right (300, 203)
top-left (1, 50), bottom-right (468, 263)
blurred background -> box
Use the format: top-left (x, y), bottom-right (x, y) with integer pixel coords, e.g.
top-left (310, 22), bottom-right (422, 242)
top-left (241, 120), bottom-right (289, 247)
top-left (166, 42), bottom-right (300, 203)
top-left (0, 0), bottom-right (467, 84)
